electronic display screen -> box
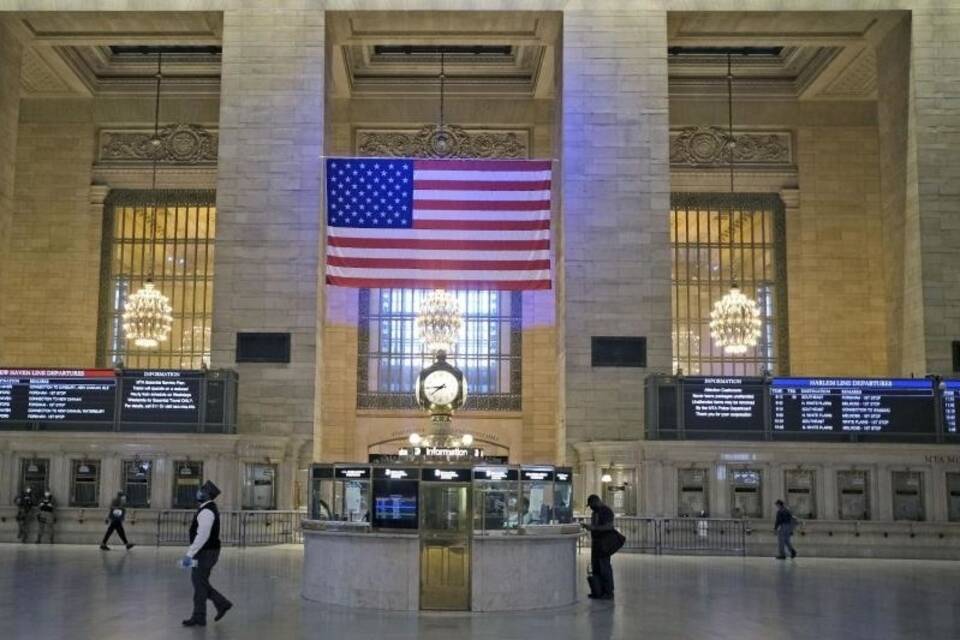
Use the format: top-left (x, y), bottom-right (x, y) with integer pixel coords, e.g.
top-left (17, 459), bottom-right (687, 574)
top-left (473, 467), bottom-right (518, 482)
top-left (119, 370), bottom-right (202, 423)
top-left (942, 380), bottom-right (960, 434)
top-left (771, 378), bottom-right (935, 436)
top-left (421, 467), bottom-right (470, 482)
top-left (681, 377), bottom-right (765, 436)
top-left (555, 468), bottom-right (573, 483)
top-left (521, 467), bottom-right (555, 482)
top-left (335, 466), bottom-right (371, 479)
top-left (0, 369), bottom-right (116, 422)
top-left (371, 479), bottom-right (418, 529)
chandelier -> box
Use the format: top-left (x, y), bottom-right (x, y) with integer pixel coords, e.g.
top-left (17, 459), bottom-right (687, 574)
top-left (122, 51), bottom-right (173, 350)
top-left (415, 289), bottom-right (463, 355)
top-left (709, 53), bottom-right (762, 355)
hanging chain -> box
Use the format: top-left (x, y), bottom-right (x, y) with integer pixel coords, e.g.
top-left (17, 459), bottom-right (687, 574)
top-left (149, 51), bottom-right (163, 281)
top-left (726, 53), bottom-right (737, 288)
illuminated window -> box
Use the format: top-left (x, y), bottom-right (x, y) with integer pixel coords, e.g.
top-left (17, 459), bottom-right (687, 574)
top-left (20, 458), bottom-right (49, 496)
top-left (123, 459), bottom-right (152, 508)
top-left (358, 289), bottom-right (521, 410)
top-left (99, 190), bottom-right (216, 369)
top-left (173, 461), bottom-right (203, 509)
top-left (70, 460), bottom-right (100, 507)
top-left (670, 193), bottom-right (788, 376)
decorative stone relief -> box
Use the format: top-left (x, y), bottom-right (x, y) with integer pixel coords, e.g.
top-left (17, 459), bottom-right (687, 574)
top-left (98, 124), bottom-right (218, 165)
top-left (820, 47), bottom-right (878, 99)
top-left (670, 127), bottom-right (792, 167)
top-left (356, 125), bottom-right (528, 159)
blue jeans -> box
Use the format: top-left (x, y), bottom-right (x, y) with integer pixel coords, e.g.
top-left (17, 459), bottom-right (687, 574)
top-left (777, 527), bottom-right (796, 558)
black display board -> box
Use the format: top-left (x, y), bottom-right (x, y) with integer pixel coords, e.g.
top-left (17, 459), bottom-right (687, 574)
top-left (521, 467), bottom-right (555, 482)
top-left (555, 468), bottom-right (573, 483)
top-left (682, 377), bottom-right (765, 438)
top-left (120, 370), bottom-right (203, 423)
top-left (771, 378), bottom-right (935, 437)
top-left (0, 369), bottom-right (116, 422)
top-left (942, 380), bottom-right (960, 435)
top-left (421, 467), bottom-right (470, 482)
top-left (335, 466), bottom-right (371, 480)
top-left (473, 466), bottom-right (519, 481)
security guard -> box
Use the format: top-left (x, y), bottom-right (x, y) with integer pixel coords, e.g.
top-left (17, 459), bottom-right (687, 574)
top-left (14, 487), bottom-right (35, 543)
top-left (180, 480), bottom-right (233, 627)
top-left (36, 490), bottom-right (56, 544)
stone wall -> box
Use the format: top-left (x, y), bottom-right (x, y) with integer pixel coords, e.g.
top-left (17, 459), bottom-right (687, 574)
top-left (791, 126), bottom-right (887, 376)
top-left (561, 8), bottom-right (672, 453)
top-left (211, 8), bottom-right (326, 437)
top-left (0, 20), bottom-right (23, 361)
top-left (2, 98), bottom-right (99, 366)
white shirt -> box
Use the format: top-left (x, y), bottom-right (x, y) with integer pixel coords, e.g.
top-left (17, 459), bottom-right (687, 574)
top-left (186, 501), bottom-right (215, 558)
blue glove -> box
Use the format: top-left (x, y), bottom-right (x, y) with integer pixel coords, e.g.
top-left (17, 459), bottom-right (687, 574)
top-left (179, 555), bottom-right (194, 569)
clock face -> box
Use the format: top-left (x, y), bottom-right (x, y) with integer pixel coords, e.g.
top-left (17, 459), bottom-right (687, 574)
top-left (422, 370), bottom-right (460, 406)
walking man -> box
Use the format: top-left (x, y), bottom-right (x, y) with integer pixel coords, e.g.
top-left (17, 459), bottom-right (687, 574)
top-left (583, 494), bottom-right (617, 600)
top-left (100, 491), bottom-right (135, 551)
top-left (181, 480), bottom-right (232, 627)
top-left (14, 487), bottom-right (35, 543)
top-left (36, 490), bottom-right (56, 544)
top-left (774, 499), bottom-right (798, 560)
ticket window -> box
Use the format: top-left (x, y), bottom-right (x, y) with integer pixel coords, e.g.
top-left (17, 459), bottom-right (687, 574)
top-left (242, 464), bottom-right (277, 510)
top-left (70, 460), bottom-right (101, 507)
top-left (891, 471), bottom-right (925, 522)
top-left (333, 466), bottom-right (371, 522)
top-left (602, 467), bottom-right (636, 516)
top-left (20, 458), bottom-right (50, 496)
top-left (310, 466), bottom-right (335, 520)
top-left (678, 468), bottom-right (709, 517)
top-left (521, 467), bottom-right (555, 524)
top-left (730, 469), bottom-right (763, 519)
top-left (554, 468), bottom-right (574, 524)
top-left (173, 461), bottom-right (203, 509)
top-left (947, 473), bottom-right (960, 523)
top-left (123, 459), bottom-right (152, 508)
top-left (784, 470), bottom-right (816, 520)
top-left (837, 470), bottom-right (870, 520)
top-left (473, 467), bottom-right (518, 532)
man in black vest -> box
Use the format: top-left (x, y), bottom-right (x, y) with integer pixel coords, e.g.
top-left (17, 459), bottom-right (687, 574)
top-left (180, 480), bottom-right (233, 627)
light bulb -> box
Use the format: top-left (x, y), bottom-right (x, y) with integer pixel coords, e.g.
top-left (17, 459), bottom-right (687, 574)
top-left (408, 433), bottom-right (422, 445)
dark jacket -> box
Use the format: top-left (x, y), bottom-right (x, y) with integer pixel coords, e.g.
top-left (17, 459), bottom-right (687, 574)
top-left (590, 504), bottom-right (615, 541)
top-left (189, 501), bottom-right (222, 553)
top-left (774, 507), bottom-right (794, 530)
top-left (107, 499), bottom-right (126, 523)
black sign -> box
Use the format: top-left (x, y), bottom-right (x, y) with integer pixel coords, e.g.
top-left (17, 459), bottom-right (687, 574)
top-left (555, 468), bottom-right (573, 483)
top-left (771, 378), bottom-right (935, 435)
top-left (373, 467), bottom-right (419, 480)
top-left (120, 370), bottom-right (202, 423)
top-left (521, 467), bottom-right (555, 482)
top-left (473, 467), bottom-right (519, 482)
top-left (0, 369), bottom-right (116, 422)
top-left (943, 380), bottom-right (960, 435)
top-left (335, 466), bottom-right (371, 479)
top-left (312, 466), bottom-right (334, 479)
top-left (421, 467), bottom-right (470, 482)
top-left (682, 377), bottom-right (765, 436)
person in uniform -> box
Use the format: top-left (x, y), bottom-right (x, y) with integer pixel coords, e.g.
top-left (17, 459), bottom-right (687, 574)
top-left (100, 491), bottom-right (135, 551)
top-left (14, 487), bottom-right (35, 543)
top-left (36, 490), bottom-right (56, 544)
top-left (180, 480), bottom-right (233, 627)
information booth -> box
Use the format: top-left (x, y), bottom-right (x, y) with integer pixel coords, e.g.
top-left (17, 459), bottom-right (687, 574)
top-left (302, 462), bottom-right (580, 612)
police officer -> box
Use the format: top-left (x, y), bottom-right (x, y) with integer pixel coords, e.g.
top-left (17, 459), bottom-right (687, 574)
top-left (36, 490), bottom-right (56, 544)
top-left (100, 491), bottom-right (135, 551)
top-left (14, 487), bottom-right (35, 543)
top-left (180, 480), bottom-right (232, 627)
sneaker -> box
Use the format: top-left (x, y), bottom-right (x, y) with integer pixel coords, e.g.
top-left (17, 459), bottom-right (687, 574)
top-left (790, 550), bottom-right (798, 559)
top-left (126, 543), bottom-right (135, 550)
top-left (182, 618), bottom-right (206, 627)
top-left (100, 544), bottom-right (110, 551)
top-left (214, 602), bottom-right (233, 622)
top-left (775, 555), bottom-right (786, 560)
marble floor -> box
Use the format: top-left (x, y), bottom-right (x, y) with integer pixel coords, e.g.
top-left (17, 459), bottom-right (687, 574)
top-left (0, 544), bottom-right (957, 640)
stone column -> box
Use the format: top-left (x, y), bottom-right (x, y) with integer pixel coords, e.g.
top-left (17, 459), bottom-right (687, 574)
top-left (212, 9), bottom-right (325, 437)
top-left (561, 7), bottom-right (671, 453)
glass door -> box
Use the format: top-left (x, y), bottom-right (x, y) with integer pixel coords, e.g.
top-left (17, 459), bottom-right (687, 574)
top-left (419, 483), bottom-right (471, 611)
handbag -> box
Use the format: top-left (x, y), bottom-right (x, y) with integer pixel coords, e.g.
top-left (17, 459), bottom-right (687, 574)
top-left (597, 528), bottom-right (627, 556)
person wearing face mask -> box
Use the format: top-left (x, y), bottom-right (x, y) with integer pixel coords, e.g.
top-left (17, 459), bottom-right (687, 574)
top-left (36, 490), bottom-right (56, 544)
top-left (180, 480), bottom-right (232, 627)
top-left (14, 487), bottom-right (35, 543)
top-left (100, 491), bottom-right (135, 551)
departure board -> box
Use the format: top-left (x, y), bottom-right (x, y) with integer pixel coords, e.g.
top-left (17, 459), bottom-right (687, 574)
top-left (943, 380), bottom-right (960, 434)
top-left (682, 377), bottom-right (765, 434)
top-left (771, 378), bottom-right (935, 435)
top-left (0, 369), bottom-right (116, 422)
top-left (119, 370), bottom-right (202, 423)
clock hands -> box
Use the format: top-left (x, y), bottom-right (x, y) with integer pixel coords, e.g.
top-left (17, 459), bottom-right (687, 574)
top-left (427, 384), bottom-right (447, 392)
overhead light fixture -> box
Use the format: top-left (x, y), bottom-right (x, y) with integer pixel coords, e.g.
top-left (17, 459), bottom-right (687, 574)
top-left (601, 473), bottom-right (613, 483)
top-left (709, 54), bottom-right (762, 355)
top-left (415, 289), bottom-right (463, 356)
top-left (122, 51), bottom-right (174, 351)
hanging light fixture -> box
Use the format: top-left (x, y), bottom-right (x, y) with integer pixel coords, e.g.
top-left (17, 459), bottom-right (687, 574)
top-left (709, 54), bottom-right (762, 355)
top-left (415, 289), bottom-right (463, 356)
top-left (122, 51), bottom-right (173, 350)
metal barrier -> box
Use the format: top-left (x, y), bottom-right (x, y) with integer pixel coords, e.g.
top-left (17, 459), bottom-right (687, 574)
top-left (576, 516), bottom-right (747, 556)
top-left (155, 510), bottom-right (301, 547)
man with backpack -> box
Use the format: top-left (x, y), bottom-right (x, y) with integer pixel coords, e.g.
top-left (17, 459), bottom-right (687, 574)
top-left (774, 499), bottom-right (798, 559)
top-left (583, 494), bottom-right (625, 600)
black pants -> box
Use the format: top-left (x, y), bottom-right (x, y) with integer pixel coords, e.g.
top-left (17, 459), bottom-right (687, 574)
top-left (591, 547), bottom-right (615, 596)
top-left (102, 521), bottom-right (129, 545)
top-left (192, 549), bottom-right (230, 621)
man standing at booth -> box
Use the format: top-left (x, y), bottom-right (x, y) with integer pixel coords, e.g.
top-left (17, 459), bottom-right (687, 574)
top-left (583, 494), bottom-right (622, 600)
top-left (180, 480), bottom-right (233, 627)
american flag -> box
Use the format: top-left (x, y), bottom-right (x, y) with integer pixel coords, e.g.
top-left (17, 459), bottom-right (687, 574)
top-left (325, 157), bottom-right (552, 290)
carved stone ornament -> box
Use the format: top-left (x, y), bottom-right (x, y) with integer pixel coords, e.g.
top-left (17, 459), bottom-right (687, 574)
top-left (670, 126), bottom-right (792, 167)
top-left (356, 125), bottom-right (528, 159)
top-left (98, 124), bottom-right (218, 165)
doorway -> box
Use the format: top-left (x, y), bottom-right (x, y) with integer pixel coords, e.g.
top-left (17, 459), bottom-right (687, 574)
top-left (419, 482), bottom-right (472, 610)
